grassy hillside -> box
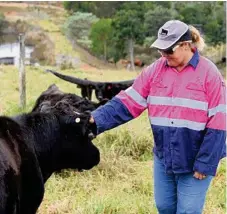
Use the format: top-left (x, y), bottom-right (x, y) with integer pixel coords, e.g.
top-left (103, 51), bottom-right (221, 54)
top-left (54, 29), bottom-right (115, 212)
top-left (0, 3), bottom-right (226, 214)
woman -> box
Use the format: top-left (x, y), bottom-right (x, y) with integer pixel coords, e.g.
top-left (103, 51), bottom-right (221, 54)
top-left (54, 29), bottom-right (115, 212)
top-left (90, 20), bottom-right (226, 214)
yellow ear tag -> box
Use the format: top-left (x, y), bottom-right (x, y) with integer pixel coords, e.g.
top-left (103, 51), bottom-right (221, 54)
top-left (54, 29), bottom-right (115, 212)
top-left (75, 118), bottom-right (80, 123)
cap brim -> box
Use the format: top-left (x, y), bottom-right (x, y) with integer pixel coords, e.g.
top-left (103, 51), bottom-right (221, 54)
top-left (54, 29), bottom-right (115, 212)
top-left (150, 39), bottom-right (174, 50)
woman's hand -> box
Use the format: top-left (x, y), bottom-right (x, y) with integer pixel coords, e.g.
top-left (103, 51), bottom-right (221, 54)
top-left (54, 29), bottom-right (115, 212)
top-left (87, 115), bottom-right (97, 139)
top-left (89, 116), bottom-right (95, 123)
top-left (193, 171), bottom-right (206, 180)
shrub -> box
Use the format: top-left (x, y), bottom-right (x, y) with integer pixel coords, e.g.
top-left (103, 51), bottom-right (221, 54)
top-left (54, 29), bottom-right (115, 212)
top-left (63, 12), bottom-right (99, 49)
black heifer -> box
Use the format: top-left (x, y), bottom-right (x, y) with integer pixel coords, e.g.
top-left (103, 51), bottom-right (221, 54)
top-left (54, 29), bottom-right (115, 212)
top-left (46, 69), bottom-right (134, 102)
top-left (0, 102), bottom-right (99, 213)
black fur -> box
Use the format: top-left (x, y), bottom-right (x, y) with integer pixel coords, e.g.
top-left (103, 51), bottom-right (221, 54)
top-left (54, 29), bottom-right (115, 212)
top-left (32, 84), bottom-right (106, 113)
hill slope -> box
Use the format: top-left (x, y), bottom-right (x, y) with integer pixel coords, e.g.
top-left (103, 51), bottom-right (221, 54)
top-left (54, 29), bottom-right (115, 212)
top-left (0, 2), bottom-right (116, 71)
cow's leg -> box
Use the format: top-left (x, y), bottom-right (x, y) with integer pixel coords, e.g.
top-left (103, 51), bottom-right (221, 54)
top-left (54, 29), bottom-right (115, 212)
top-left (87, 87), bottom-right (92, 100)
top-left (81, 86), bottom-right (88, 99)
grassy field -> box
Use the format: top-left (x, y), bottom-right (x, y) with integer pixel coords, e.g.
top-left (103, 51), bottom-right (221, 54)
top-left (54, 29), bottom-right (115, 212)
top-left (0, 65), bottom-right (225, 214)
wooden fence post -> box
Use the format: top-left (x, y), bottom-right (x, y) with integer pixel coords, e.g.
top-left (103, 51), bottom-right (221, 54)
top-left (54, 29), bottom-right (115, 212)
top-left (19, 33), bottom-right (26, 109)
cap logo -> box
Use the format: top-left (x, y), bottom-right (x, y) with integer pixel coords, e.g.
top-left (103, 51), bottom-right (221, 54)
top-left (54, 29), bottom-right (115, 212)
top-left (160, 29), bottom-right (168, 36)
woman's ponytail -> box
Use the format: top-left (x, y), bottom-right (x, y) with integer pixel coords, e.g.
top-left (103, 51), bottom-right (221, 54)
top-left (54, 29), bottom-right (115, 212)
top-left (189, 25), bottom-right (206, 52)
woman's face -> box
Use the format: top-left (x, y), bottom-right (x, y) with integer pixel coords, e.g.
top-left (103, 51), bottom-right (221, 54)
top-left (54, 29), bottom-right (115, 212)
top-left (158, 42), bottom-right (191, 68)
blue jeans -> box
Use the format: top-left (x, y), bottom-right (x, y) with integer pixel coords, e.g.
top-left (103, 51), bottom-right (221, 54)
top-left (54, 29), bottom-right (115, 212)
top-left (154, 154), bottom-right (213, 214)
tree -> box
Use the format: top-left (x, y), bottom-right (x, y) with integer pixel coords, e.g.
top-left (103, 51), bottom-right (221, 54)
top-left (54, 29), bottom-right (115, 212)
top-left (63, 1), bottom-right (124, 18)
top-left (178, 2), bottom-right (226, 45)
top-left (178, 3), bottom-right (207, 26)
top-left (63, 12), bottom-right (99, 48)
top-left (112, 2), bottom-right (145, 70)
top-left (63, 2), bottom-right (96, 15)
top-left (144, 5), bottom-right (177, 38)
top-left (203, 3), bottom-right (226, 45)
top-left (90, 18), bottom-right (113, 60)
top-left (91, 2), bottom-right (123, 18)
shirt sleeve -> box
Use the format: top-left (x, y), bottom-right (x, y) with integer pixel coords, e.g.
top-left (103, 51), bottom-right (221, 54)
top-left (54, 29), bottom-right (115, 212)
top-left (91, 64), bottom-right (155, 134)
top-left (193, 69), bottom-right (226, 176)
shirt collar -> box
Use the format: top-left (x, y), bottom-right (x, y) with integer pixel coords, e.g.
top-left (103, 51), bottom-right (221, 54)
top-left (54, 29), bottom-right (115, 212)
top-left (188, 49), bottom-right (199, 68)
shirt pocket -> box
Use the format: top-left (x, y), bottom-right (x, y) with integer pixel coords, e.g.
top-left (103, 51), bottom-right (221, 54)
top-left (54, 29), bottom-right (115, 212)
top-left (150, 80), bottom-right (168, 96)
top-left (186, 82), bottom-right (206, 101)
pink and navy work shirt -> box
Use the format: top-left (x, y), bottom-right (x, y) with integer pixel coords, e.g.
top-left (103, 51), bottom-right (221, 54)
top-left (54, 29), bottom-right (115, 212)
top-left (91, 50), bottom-right (226, 176)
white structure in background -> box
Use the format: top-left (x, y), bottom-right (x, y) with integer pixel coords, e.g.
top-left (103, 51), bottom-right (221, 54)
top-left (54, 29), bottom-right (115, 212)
top-left (0, 43), bottom-right (34, 67)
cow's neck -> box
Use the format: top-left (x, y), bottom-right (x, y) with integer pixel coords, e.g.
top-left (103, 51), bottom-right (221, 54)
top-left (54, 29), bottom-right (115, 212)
top-left (13, 113), bottom-right (61, 182)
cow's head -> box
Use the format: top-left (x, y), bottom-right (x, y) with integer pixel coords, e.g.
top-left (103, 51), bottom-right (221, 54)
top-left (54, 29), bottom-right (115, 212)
top-left (41, 99), bottom-right (100, 174)
top-left (94, 83), bottom-right (114, 101)
top-left (94, 83), bottom-right (122, 102)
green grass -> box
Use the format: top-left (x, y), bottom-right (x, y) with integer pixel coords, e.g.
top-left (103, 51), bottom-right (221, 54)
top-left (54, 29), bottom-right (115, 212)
top-left (0, 65), bottom-right (225, 214)
top-left (39, 157), bottom-right (155, 214)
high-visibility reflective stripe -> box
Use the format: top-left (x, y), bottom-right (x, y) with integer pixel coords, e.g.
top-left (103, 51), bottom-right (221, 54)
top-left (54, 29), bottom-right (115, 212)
top-left (147, 96), bottom-right (208, 111)
top-left (125, 87), bottom-right (147, 107)
top-left (208, 104), bottom-right (226, 117)
top-left (149, 116), bottom-right (206, 131)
